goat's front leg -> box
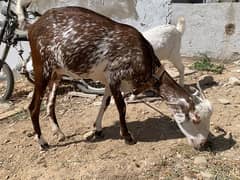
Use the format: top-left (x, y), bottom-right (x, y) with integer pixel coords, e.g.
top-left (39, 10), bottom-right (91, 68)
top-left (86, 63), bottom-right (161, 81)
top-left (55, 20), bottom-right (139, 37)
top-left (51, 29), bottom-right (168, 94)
top-left (178, 64), bottom-right (185, 87)
top-left (110, 83), bottom-right (136, 145)
top-left (47, 77), bottom-right (65, 142)
top-left (84, 87), bottom-right (111, 141)
top-left (171, 56), bottom-right (185, 87)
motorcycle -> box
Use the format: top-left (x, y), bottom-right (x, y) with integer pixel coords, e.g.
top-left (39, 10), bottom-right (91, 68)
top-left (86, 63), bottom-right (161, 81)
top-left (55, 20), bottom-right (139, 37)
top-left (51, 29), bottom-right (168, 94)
top-left (0, 0), bottom-right (104, 101)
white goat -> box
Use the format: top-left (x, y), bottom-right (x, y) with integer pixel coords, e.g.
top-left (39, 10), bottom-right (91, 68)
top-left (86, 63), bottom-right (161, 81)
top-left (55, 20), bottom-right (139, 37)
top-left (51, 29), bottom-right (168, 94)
top-left (143, 17), bottom-right (185, 87)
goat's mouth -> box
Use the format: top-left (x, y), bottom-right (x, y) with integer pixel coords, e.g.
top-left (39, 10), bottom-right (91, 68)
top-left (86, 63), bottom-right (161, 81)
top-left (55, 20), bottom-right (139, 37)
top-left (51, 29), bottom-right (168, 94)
top-left (187, 137), bottom-right (207, 150)
top-left (186, 133), bottom-right (213, 151)
top-left (173, 111), bottom-right (211, 149)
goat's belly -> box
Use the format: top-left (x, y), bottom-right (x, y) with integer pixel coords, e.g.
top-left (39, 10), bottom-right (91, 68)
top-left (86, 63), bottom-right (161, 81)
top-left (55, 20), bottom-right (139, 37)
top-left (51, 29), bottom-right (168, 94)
top-left (120, 80), bottom-right (134, 93)
top-left (61, 60), bottom-right (108, 85)
top-left (86, 61), bottom-right (108, 84)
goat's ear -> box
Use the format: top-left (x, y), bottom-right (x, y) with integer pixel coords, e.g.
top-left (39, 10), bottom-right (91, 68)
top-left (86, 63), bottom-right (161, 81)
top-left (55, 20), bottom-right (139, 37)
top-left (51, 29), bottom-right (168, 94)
top-left (167, 102), bottom-right (181, 114)
top-left (167, 99), bottom-right (189, 113)
top-left (174, 113), bottom-right (186, 124)
top-left (166, 99), bottom-right (190, 113)
top-left (189, 82), bottom-right (206, 104)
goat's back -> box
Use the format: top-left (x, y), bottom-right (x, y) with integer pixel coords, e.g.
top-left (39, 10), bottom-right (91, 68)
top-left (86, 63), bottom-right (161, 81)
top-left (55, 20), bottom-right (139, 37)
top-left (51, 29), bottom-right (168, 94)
top-left (28, 6), bottom-right (160, 86)
top-left (143, 25), bottom-right (182, 59)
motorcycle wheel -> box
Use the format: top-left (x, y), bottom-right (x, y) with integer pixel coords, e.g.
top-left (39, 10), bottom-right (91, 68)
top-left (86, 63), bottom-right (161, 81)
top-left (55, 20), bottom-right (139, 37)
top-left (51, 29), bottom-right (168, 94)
top-left (0, 63), bottom-right (14, 101)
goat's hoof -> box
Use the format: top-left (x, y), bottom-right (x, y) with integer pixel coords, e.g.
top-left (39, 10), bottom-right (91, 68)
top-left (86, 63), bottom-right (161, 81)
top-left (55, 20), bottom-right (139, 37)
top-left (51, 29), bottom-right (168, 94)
top-left (58, 134), bottom-right (66, 142)
top-left (83, 130), bottom-right (104, 142)
top-left (53, 130), bottom-right (66, 142)
top-left (40, 142), bottom-right (49, 151)
top-left (123, 133), bottom-right (137, 145)
top-left (127, 94), bottom-right (137, 101)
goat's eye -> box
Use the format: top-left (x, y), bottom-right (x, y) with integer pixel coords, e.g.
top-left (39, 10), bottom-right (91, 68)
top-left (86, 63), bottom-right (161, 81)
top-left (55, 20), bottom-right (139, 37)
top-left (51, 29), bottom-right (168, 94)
top-left (174, 113), bottom-right (186, 124)
top-left (153, 81), bottom-right (160, 90)
top-left (195, 113), bottom-right (200, 120)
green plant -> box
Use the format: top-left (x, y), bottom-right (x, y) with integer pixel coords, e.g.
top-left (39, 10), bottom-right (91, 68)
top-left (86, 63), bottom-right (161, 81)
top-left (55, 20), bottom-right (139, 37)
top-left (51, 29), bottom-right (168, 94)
top-left (192, 54), bottom-right (224, 74)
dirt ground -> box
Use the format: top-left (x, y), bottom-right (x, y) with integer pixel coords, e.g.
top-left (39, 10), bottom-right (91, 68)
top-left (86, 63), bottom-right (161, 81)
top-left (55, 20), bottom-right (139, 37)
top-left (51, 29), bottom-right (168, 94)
top-left (0, 59), bottom-right (239, 180)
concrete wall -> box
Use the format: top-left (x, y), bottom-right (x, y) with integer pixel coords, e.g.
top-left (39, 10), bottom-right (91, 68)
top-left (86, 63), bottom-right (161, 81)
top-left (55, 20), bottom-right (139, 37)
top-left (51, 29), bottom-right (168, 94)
top-left (26, 0), bottom-right (170, 31)
top-left (172, 3), bottom-right (240, 61)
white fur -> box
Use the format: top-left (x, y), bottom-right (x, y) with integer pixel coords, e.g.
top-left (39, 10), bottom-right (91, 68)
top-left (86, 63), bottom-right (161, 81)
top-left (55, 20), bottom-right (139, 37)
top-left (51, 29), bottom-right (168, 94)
top-left (172, 96), bottom-right (213, 149)
top-left (46, 83), bottom-right (59, 133)
top-left (46, 82), bottom-right (66, 141)
top-left (143, 17), bottom-right (185, 86)
top-left (34, 134), bottom-right (47, 147)
top-left (95, 87), bottom-right (112, 132)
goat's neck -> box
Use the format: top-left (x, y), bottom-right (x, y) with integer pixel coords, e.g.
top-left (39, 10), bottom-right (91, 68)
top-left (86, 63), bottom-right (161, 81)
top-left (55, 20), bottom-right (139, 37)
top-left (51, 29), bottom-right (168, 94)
top-left (159, 71), bottom-right (194, 108)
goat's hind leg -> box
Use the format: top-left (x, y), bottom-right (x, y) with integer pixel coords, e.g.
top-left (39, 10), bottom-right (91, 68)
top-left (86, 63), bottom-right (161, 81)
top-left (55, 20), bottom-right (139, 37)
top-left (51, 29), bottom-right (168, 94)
top-left (47, 73), bottom-right (65, 142)
top-left (29, 81), bottom-right (49, 150)
top-left (84, 87), bottom-right (111, 141)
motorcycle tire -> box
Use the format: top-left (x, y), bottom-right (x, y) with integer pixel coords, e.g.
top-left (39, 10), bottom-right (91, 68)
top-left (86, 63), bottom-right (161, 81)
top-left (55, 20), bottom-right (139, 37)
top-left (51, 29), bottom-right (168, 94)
top-left (0, 62), bottom-right (14, 101)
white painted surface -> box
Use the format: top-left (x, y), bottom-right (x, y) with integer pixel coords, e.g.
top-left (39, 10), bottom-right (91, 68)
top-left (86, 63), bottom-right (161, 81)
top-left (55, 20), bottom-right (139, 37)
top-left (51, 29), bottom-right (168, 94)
top-left (172, 3), bottom-right (240, 60)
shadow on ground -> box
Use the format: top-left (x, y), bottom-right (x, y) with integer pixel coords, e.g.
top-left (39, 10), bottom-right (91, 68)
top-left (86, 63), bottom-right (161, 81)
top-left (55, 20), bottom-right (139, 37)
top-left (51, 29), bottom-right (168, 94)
top-left (207, 133), bottom-right (237, 153)
top-left (102, 116), bottom-right (185, 142)
top-left (50, 116), bottom-right (236, 153)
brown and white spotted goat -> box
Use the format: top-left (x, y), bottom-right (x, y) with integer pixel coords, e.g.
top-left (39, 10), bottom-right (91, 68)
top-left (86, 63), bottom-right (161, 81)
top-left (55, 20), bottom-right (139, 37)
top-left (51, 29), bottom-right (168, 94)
top-left (28, 7), bottom-right (212, 150)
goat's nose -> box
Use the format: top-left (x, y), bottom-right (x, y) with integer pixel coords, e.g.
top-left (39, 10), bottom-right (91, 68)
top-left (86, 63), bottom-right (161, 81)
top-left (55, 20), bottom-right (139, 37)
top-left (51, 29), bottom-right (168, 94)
top-left (200, 142), bottom-right (206, 149)
top-left (196, 140), bottom-right (208, 151)
top-left (191, 138), bottom-right (206, 150)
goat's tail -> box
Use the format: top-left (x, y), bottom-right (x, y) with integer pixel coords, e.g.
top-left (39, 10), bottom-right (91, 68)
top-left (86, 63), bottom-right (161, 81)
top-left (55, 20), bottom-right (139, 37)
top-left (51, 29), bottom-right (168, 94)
top-left (176, 16), bottom-right (185, 34)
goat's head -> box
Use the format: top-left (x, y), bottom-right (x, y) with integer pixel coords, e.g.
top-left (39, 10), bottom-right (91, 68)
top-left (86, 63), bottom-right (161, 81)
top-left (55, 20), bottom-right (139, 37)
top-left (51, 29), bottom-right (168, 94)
top-left (151, 67), bottom-right (213, 150)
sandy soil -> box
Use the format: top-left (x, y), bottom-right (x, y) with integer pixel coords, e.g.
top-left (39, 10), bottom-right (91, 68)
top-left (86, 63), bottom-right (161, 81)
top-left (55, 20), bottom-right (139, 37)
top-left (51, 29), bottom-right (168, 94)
top-left (0, 59), bottom-right (239, 180)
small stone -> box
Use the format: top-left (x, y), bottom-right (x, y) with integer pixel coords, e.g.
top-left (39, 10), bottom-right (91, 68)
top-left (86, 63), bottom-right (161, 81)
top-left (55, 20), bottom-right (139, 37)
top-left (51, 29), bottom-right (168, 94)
top-left (183, 176), bottom-right (192, 180)
top-left (218, 98), bottom-right (230, 105)
top-left (194, 156), bottom-right (207, 166)
top-left (27, 91), bottom-right (34, 99)
top-left (199, 75), bottom-right (216, 86)
top-left (23, 130), bottom-right (35, 137)
top-left (0, 102), bottom-right (12, 109)
top-left (233, 60), bottom-right (240, 65)
top-left (200, 171), bottom-right (214, 179)
top-left (135, 163), bottom-right (140, 168)
top-left (225, 132), bottom-right (232, 139)
top-left (214, 126), bottom-right (225, 133)
top-left (231, 69), bottom-right (240, 73)
top-left (3, 139), bottom-right (10, 144)
top-left (228, 77), bottom-right (240, 86)
top-left (176, 153), bottom-right (182, 158)
top-left (83, 130), bottom-right (95, 141)
top-left (141, 111), bottom-right (149, 115)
